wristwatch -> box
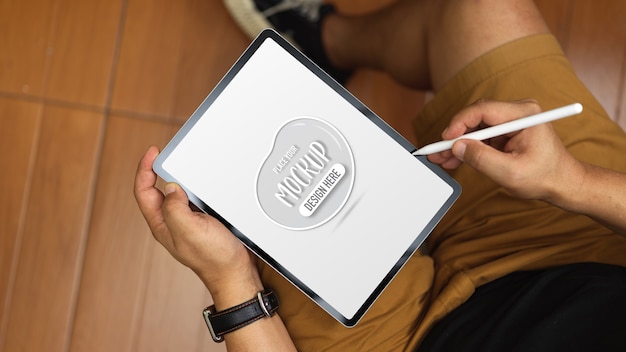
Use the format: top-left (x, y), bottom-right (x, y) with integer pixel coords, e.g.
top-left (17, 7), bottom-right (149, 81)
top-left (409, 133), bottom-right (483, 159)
top-left (203, 290), bottom-right (279, 342)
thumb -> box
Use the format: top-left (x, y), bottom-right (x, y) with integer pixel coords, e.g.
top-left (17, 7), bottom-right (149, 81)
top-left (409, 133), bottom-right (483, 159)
top-left (452, 139), bottom-right (510, 180)
top-left (162, 183), bottom-right (194, 229)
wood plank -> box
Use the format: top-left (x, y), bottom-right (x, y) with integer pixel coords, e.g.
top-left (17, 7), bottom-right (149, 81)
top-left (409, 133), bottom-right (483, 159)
top-left (68, 115), bottom-right (222, 351)
top-left (134, 245), bottom-right (223, 352)
top-left (565, 0), bottom-right (626, 120)
top-left (0, 0), bottom-right (58, 96)
top-left (170, 0), bottom-right (249, 122)
top-left (110, 0), bottom-right (187, 118)
top-left (0, 99), bottom-right (42, 345)
top-left (68, 115), bottom-right (172, 352)
top-left (111, 0), bottom-right (250, 122)
top-left (43, 0), bottom-right (124, 107)
top-left (2, 106), bottom-right (103, 352)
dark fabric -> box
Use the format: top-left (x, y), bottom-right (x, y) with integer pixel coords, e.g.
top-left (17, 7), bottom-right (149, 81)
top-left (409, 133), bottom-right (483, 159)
top-left (257, 0), bottom-right (353, 83)
top-left (418, 262), bottom-right (626, 352)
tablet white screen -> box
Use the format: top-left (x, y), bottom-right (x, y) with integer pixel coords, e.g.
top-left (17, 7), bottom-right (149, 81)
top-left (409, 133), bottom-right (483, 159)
top-left (155, 31), bottom-right (459, 325)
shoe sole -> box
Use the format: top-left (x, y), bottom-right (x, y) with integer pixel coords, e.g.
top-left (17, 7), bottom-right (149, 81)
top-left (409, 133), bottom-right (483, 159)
top-left (223, 0), bottom-right (278, 39)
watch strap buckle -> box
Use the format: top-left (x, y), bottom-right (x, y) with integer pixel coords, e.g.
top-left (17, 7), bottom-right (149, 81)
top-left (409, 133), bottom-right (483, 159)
top-left (203, 305), bottom-right (224, 343)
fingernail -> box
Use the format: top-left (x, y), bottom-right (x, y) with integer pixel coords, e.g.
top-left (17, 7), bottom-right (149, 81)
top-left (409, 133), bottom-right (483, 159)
top-left (165, 183), bottom-right (176, 195)
top-left (442, 127), bottom-right (448, 138)
top-left (454, 141), bottom-right (467, 159)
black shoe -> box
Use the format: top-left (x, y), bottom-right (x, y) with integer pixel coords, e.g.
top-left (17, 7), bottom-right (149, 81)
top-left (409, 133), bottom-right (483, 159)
top-left (224, 0), bottom-right (353, 84)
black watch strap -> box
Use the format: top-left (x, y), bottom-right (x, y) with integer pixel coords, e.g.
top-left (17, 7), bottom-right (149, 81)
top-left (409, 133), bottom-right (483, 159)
top-left (203, 290), bottom-right (279, 342)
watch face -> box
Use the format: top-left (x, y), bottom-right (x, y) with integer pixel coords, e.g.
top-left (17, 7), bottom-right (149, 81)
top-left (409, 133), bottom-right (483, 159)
top-left (256, 117), bottom-right (355, 230)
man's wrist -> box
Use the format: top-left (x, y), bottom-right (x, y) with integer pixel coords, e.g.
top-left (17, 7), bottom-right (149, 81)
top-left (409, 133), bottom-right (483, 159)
top-left (544, 159), bottom-right (588, 212)
top-left (202, 267), bottom-right (265, 311)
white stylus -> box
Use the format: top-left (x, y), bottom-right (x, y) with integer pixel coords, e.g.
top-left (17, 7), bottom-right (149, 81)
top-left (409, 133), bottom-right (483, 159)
top-left (413, 103), bottom-right (583, 156)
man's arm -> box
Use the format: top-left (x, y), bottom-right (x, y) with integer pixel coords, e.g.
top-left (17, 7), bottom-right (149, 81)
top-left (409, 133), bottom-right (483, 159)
top-left (134, 146), bottom-right (297, 351)
top-left (547, 161), bottom-right (626, 236)
top-left (429, 99), bottom-right (626, 236)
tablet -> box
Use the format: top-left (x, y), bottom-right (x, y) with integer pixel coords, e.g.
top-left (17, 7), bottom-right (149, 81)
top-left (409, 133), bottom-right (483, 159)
top-left (153, 29), bottom-right (461, 327)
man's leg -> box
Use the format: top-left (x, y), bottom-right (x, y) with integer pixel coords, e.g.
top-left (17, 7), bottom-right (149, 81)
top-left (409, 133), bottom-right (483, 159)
top-left (226, 0), bottom-right (626, 350)
top-left (323, 0), bottom-right (550, 90)
top-left (225, 0), bottom-right (549, 90)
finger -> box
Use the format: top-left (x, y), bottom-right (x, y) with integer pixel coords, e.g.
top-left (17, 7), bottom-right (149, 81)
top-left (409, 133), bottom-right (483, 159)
top-left (443, 99), bottom-right (542, 140)
top-left (427, 150), bottom-right (463, 169)
top-left (427, 149), bottom-right (453, 164)
top-left (452, 139), bottom-right (512, 183)
top-left (160, 183), bottom-right (234, 258)
top-left (440, 157), bottom-right (463, 170)
top-left (161, 183), bottom-right (196, 236)
top-left (134, 146), bottom-right (166, 233)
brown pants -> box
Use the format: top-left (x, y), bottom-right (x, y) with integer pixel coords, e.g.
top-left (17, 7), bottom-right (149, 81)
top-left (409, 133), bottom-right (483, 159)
top-left (259, 34), bottom-right (626, 351)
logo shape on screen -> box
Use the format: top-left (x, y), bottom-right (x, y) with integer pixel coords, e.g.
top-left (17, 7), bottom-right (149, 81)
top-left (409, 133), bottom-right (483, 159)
top-left (256, 117), bottom-right (355, 230)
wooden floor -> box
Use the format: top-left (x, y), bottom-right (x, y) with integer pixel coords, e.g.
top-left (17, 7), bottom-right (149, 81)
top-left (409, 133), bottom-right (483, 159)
top-left (1, 1), bottom-right (625, 351)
